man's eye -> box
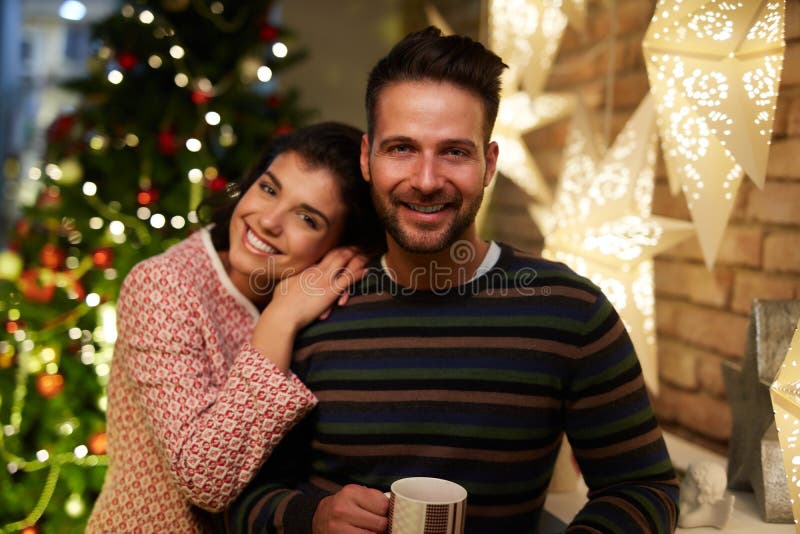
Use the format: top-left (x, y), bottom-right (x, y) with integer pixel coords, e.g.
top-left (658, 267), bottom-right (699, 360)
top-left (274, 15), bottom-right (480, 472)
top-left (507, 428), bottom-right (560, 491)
top-left (389, 144), bottom-right (411, 153)
top-left (445, 148), bottom-right (468, 157)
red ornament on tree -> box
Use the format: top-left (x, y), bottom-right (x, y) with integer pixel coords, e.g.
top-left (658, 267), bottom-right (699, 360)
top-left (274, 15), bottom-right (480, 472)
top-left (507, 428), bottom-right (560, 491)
top-left (18, 269), bottom-right (56, 303)
top-left (36, 373), bottom-right (65, 399)
top-left (118, 52), bottom-right (138, 70)
top-left (46, 114), bottom-right (75, 143)
top-left (191, 90), bottom-right (211, 104)
top-left (137, 189), bottom-right (159, 205)
top-left (14, 219), bottom-right (30, 237)
top-left (158, 130), bottom-right (178, 156)
top-left (37, 187), bottom-right (62, 209)
top-left (258, 23), bottom-right (278, 42)
top-left (88, 432), bottom-right (107, 455)
top-left (39, 243), bottom-right (65, 270)
top-left (209, 177), bottom-right (228, 193)
top-left (274, 124), bottom-right (293, 136)
top-left (20, 526), bottom-right (40, 534)
top-left (92, 247), bottom-right (114, 269)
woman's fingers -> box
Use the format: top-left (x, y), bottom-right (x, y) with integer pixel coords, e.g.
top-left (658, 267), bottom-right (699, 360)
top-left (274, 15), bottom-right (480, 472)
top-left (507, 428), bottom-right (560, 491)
top-left (316, 247), bottom-right (370, 296)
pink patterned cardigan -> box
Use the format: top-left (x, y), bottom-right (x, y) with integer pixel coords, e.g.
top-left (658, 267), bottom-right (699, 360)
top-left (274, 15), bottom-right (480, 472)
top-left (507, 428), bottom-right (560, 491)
top-left (87, 229), bottom-right (317, 533)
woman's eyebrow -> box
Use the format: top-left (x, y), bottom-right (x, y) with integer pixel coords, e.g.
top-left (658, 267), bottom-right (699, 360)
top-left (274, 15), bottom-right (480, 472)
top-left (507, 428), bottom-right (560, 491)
top-left (264, 170), bottom-right (330, 227)
top-left (264, 170), bottom-right (282, 190)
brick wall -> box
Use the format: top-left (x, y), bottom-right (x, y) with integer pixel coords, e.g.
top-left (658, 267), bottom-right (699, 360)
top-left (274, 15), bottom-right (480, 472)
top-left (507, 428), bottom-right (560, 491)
top-left (482, 0), bottom-right (800, 453)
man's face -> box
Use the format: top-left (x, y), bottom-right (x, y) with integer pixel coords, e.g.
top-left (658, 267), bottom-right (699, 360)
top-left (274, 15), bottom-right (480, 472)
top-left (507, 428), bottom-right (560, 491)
top-left (361, 80), bottom-right (498, 254)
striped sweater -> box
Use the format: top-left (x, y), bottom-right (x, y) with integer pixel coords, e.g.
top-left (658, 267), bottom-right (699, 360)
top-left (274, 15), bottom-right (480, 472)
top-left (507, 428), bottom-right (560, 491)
top-left (221, 244), bottom-right (679, 533)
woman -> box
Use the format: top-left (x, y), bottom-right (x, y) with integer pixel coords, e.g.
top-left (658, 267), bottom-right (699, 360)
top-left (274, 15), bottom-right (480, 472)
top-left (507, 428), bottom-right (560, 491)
top-left (87, 122), bottom-right (384, 533)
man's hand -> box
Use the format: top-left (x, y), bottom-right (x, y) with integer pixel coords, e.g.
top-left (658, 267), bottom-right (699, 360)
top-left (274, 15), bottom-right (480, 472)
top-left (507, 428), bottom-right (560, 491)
top-left (312, 484), bottom-right (389, 534)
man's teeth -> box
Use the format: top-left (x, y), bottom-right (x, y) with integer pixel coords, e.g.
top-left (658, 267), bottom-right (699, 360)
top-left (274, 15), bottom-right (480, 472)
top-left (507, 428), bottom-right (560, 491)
top-left (246, 229), bottom-right (279, 254)
top-left (408, 204), bottom-right (445, 214)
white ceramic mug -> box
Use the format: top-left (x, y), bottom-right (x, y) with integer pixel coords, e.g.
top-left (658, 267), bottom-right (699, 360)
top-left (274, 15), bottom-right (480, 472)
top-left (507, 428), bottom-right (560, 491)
top-left (387, 477), bottom-right (467, 534)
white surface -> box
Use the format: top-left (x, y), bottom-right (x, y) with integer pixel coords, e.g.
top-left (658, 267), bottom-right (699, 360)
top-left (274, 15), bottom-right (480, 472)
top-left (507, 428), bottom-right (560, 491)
top-left (543, 432), bottom-right (796, 532)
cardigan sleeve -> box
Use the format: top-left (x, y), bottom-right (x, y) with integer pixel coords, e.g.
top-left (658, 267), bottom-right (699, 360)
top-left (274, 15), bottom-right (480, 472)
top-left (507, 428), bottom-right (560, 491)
top-left (564, 293), bottom-right (680, 533)
top-left (113, 261), bottom-right (317, 512)
top-left (216, 416), bottom-right (324, 534)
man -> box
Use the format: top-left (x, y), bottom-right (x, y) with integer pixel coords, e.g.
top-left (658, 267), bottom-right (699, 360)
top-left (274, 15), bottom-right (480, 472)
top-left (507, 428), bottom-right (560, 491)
top-left (223, 26), bottom-right (679, 533)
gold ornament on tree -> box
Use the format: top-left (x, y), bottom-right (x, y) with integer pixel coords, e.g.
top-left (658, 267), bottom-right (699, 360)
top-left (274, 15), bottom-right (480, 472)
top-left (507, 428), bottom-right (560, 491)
top-left (531, 95), bottom-right (695, 393)
top-left (643, 0), bottom-right (786, 269)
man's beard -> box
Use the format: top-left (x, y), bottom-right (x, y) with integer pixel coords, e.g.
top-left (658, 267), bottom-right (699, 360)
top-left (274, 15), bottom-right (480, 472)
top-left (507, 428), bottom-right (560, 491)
top-left (369, 179), bottom-right (484, 254)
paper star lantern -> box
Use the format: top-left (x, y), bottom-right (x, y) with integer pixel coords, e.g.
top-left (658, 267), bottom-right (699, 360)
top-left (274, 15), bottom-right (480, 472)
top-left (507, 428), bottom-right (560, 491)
top-left (643, 0), bottom-right (786, 268)
top-left (531, 94), bottom-right (695, 392)
top-left (493, 91), bottom-right (574, 205)
top-left (489, 0), bottom-right (567, 95)
top-left (726, 300), bottom-right (800, 521)
top-left (560, 0), bottom-right (587, 33)
top-left (483, 0), bottom-right (573, 217)
top-left (770, 319), bottom-right (800, 525)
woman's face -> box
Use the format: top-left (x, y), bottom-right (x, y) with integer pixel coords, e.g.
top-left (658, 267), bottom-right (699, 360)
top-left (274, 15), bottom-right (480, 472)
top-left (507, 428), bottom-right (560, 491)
top-left (227, 150), bottom-right (347, 302)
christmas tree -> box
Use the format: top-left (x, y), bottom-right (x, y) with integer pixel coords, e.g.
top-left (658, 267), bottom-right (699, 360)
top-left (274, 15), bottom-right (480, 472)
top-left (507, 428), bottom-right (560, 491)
top-left (0, 1), bottom-right (311, 531)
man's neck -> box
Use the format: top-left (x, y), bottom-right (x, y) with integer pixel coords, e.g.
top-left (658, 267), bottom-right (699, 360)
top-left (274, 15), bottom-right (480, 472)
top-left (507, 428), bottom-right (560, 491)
top-left (382, 237), bottom-right (491, 291)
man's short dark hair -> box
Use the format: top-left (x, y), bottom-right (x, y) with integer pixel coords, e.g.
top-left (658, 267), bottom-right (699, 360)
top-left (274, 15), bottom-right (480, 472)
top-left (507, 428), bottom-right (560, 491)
top-left (365, 26), bottom-right (507, 146)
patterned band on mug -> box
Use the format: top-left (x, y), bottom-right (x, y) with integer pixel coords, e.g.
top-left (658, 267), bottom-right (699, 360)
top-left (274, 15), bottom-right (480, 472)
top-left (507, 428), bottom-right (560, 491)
top-left (388, 495), bottom-right (466, 534)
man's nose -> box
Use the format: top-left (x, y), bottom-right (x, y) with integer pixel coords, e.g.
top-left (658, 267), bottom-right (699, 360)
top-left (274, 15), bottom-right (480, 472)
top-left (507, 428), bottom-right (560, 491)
top-left (410, 154), bottom-right (444, 194)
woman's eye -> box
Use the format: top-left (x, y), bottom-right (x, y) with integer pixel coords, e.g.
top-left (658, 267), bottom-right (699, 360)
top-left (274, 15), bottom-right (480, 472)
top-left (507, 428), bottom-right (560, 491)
top-left (260, 183), bottom-right (277, 195)
top-left (301, 214), bottom-right (317, 229)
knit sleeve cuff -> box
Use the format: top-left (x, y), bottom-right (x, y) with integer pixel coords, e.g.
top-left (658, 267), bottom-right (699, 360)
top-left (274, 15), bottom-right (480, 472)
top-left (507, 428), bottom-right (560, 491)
top-left (236, 342), bottom-right (317, 419)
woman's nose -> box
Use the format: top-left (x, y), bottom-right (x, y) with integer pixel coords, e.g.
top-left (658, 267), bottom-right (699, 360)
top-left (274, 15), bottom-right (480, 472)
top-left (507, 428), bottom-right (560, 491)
top-left (257, 208), bottom-right (283, 235)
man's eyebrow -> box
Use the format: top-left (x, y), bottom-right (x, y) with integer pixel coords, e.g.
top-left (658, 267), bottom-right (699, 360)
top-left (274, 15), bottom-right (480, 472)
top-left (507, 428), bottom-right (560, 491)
top-left (377, 136), bottom-right (415, 150)
top-left (442, 138), bottom-right (479, 150)
top-left (377, 136), bottom-right (479, 151)
top-left (264, 170), bottom-right (330, 227)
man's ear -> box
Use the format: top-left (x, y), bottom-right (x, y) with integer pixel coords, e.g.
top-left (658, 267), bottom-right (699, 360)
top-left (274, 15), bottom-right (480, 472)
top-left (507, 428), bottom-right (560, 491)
top-left (484, 140), bottom-right (499, 188)
top-left (360, 134), bottom-right (371, 183)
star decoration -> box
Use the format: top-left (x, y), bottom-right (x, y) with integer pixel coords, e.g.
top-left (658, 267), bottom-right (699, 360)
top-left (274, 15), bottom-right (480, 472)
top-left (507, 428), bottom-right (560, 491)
top-left (530, 94), bottom-right (695, 393)
top-left (480, 0), bottom-right (576, 229)
top-left (560, 0), bottom-right (587, 33)
top-left (723, 300), bottom-right (800, 521)
top-left (771, 317), bottom-right (800, 524)
top-left (643, 0), bottom-right (786, 268)
top-left (493, 91), bottom-right (574, 206)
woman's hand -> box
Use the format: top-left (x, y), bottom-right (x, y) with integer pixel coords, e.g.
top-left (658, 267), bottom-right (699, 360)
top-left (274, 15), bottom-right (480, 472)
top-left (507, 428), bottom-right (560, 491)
top-left (273, 246), bottom-right (369, 327)
top-left (250, 246), bottom-right (370, 372)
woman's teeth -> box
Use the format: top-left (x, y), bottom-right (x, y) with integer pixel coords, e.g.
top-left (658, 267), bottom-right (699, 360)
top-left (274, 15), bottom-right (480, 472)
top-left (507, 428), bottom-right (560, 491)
top-left (246, 229), bottom-right (279, 254)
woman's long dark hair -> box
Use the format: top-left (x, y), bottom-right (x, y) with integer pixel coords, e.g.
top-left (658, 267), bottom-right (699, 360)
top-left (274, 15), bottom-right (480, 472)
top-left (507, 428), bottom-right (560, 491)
top-left (199, 122), bottom-right (385, 255)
